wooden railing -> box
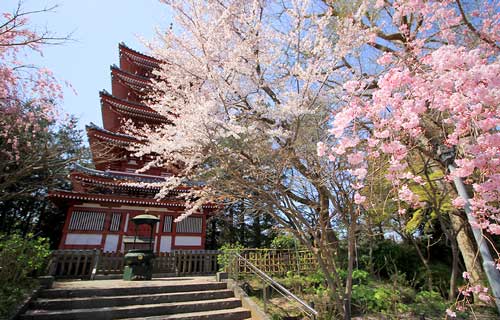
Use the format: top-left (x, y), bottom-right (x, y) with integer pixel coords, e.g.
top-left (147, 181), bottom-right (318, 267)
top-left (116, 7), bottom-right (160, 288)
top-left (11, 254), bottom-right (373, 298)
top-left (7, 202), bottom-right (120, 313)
top-left (48, 250), bottom-right (220, 279)
top-left (98, 252), bottom-right (124, 275)
top-left (176, 250), bottom-right (219, 275)
top-left (47, 249), bottom-right (100, 279)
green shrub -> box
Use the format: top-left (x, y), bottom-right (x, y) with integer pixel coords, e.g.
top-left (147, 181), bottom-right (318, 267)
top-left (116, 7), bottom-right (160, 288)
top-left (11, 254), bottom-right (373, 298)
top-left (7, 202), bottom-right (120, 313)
top-left (217, 242), bottom-right (244, 271)
top-left (352, 269), bottom-right (369, 285)
top-left (412, 290), bottom-right (447, 316)
top-left (0, 233), bottom-right (51, 318)
top-left (351, 283), bottom-right (411, 316)
top-left (279, 274), bottom-right (307, 292)
top-left (0, 233), bottom-right (51, 284)
top-left (270, 234), bottom-right (299, 250)
top-left (304, 269), bottom-right (325, 288)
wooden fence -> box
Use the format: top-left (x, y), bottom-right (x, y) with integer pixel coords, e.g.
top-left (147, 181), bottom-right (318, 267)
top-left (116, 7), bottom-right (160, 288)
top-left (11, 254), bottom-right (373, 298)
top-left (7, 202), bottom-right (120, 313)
top-left (47, 249), bottom-right (316, 279)
top-left (48, 250), bottom-right (219, 279)
top-left (47, 249), bottom-right (99, 279)
top-left (237, 249), bottom-right (317, 276)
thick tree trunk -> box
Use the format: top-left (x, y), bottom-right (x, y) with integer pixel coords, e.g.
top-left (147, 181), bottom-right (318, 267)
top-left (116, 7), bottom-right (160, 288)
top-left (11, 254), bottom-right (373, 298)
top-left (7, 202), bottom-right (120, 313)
top-left (448, 211), bottom-right (486, 284)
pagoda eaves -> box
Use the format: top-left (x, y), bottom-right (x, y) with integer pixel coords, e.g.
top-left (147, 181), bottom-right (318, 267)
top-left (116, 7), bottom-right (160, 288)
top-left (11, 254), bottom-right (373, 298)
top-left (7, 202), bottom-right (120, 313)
top-left (100, 90), bottom-right (169, 126)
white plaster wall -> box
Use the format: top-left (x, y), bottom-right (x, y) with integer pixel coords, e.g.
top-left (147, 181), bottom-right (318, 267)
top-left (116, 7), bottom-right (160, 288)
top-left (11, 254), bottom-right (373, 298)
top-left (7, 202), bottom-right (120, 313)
top-left (65, 233), bottom-right (102, 245)
top-left (174, 236), bottom-right (201, 246)
top-left (103, 234), bottom-right (119, 252)
top-left (160, 236), bottom-right (172, 252)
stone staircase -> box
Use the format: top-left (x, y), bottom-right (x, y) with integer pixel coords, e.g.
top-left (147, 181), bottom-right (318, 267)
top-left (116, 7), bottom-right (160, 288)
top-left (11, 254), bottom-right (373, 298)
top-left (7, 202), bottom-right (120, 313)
top-left (20, 277), bottom-right (251, 320)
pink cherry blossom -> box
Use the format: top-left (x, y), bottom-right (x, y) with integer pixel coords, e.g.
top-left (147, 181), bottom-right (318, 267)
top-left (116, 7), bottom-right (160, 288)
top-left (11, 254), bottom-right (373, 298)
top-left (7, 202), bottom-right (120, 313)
top-left (1, 6), bottom-right (63, 159)
top-left (347, 152), bottom-right (364, 166)
top-left (478, 292), bottom-right (491, 303)
top-left (446, 309), bottom-right (456, 318)
top-left (452, 197), bottom-right (467, 209)
top-left (354, 192), bottom-right (366, 205)
top-left (317, 142), bottom-right (327, 157)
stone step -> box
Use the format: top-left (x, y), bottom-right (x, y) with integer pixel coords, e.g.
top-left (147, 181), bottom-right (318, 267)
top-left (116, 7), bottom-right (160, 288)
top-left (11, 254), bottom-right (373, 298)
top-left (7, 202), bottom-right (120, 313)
top-left (21, 298), bottom-right (242, 320)
top-left (122, 307), bottom-right (252, 320)
top-left (32, 289), bottom-right (235, 310)
top-left (39, 282), bottom-right (227, 299)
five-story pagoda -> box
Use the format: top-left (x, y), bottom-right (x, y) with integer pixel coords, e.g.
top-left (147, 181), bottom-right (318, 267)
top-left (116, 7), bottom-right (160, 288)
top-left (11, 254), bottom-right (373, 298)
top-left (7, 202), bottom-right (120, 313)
top-left (50, 43), bottom-right (213, 253)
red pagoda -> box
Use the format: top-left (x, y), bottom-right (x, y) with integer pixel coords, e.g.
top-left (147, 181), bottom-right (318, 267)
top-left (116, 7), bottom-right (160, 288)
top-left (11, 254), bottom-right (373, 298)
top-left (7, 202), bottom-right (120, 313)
top-left (50, 43), bottom-right (214, 253)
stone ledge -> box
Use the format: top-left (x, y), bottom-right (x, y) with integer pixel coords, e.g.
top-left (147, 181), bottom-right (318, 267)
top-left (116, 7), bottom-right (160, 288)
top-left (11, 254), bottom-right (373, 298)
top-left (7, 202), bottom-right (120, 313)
top-left (224, 279), bottom-right (270, 320)
top-left (9, 286), bottom-right (40, 320)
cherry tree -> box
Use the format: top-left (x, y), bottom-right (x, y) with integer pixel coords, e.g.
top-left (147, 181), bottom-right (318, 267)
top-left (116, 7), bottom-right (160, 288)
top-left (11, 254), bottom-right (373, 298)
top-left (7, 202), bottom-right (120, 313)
top-left (1, 2), bottom-right (68, 176)
top-left (131, 0), bottom-right (370, 315)
top-left (0, 0), bottom-right (82, 236)
top-left (322, 0), bottom-right (500, 315)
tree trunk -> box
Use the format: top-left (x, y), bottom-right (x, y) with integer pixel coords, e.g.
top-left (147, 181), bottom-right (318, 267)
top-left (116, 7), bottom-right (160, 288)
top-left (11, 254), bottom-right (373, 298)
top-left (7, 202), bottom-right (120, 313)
top-left (237, 210), bottom-right (245, 245)
top-left (344, 212), bottom-right (357, 320)
top-left (436, 210), bottom-right (460, 300)
top-left (449, 239), bottom-right (460, 300)
top-left (252, 211), bottom-right (262, 248)
top-left (410, 235), bottom-right (433, 291)
top-left (448, 211), bottom-right (486, 285)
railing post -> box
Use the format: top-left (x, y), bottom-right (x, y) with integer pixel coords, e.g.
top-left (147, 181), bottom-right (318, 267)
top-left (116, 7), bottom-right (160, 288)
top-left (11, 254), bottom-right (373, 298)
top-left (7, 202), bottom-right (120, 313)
top-left (90, 249), bottom-right (101, 280)
top-left (174, 251), bottom-right (179, 276)
top-left (46, 252), bottom-right (57, 276)
top-left (236, 255), bottom-right (240, 280)
top-left (262, 280), bottom-right (268, 313)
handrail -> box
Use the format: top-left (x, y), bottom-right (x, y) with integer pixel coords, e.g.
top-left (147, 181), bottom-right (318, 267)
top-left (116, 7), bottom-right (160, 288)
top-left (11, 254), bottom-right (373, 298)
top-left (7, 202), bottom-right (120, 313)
top-left (230, 252), bottom-right (318, 319)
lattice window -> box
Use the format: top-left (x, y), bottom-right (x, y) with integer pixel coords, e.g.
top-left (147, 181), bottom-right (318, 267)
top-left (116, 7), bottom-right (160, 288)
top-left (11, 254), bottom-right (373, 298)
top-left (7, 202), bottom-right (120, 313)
top-left (163, 216), bottom-right (173, 232)
top-left (109, 213), bottom-right (121, 232)
top-left (69, 211), bottom-right (106, 231)
top-left (175, 217), bottom-right (202, 233)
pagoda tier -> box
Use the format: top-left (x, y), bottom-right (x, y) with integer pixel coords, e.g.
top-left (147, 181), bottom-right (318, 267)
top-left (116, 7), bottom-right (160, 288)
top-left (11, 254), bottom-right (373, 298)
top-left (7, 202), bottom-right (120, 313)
top-left (86, 122), bottom-right (180, 175)
top-left (111, 65), bottom-right (152, 102)
top-left (50, 186), bottom-right (212, 251)
top-left (118, 42), bottom-right (160, 76)
top-left (100, 90), bottom-right (169, 132)
top-left (50, 44), bottom-right (211, 253)
top-left (86, 122), bottom-right (139, 172)
top-left (68, 163), bottom-right (186, 196)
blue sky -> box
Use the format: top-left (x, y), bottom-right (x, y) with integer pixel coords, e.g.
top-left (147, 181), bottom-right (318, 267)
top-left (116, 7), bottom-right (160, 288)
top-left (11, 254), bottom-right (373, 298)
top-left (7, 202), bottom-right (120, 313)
top-left (4, 0), bottom-right (172, 138)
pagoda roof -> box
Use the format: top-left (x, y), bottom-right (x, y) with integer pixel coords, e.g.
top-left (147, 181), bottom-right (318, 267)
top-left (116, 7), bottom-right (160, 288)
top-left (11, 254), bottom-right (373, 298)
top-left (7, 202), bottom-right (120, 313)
top-left (100, 90), bottom-right (169, 123)
top-left (111, 65), bottom-right (152, 91)
top-left (72, 164), bottom-right (165, 183)
top-left (49, 189), bottom-right (217, 208)
top-left (71, 170), bottom-right (164, 195)
top-left (86, 122), bottom-right (140, 146)
top-left (119, 42), bottom-right (161, 70)
top-left (71, 164), bottom-right (203, 189)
